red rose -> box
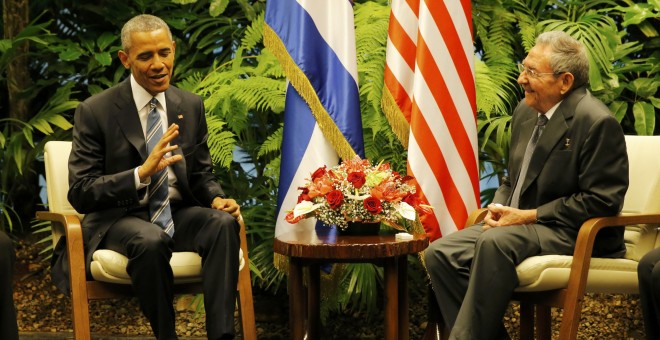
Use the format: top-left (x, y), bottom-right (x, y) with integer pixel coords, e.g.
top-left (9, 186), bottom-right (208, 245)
top-left (326, 189), bottom-right (344, 209)
top-left (347, 171), bottom-right (366, 189)
top-left (363, 196), bottom-right (383, 215)
top-left (310, 166), bottom-right (327, 180)
top-left (402, 192), bottom-right (419, 207)
top-left (297, 193), bottom-right (312, 203)
top-left (401, 175), bottom-right (416, 185)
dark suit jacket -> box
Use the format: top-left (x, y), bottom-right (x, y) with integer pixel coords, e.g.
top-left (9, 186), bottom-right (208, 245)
top-left (492, 86), bottom-right (629, 257)
top-left (51, 78), bottom-right (225, 293)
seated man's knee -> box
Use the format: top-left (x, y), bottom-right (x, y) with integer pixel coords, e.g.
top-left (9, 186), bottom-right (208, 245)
top-left (128, 227), bottom-right (172, 256)
top-left (475, 228), bottom-right (509, 250)
top-left (207, 210), bottom-right (240, 236)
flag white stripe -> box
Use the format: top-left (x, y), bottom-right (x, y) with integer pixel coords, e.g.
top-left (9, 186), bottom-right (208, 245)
top-left (298, 0), bottom-right (359, 84)
top-left (275, 124), bottom-right (338, 238)
top-left (413, 77), bottom-right (478, 208)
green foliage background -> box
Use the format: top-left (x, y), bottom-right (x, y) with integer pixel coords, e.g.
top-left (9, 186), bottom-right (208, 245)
top-left (1, 0), bottom-right (658, 319)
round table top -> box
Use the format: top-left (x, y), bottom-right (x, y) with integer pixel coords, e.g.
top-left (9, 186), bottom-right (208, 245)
top-left (274, 227), bottom-right (429, 260)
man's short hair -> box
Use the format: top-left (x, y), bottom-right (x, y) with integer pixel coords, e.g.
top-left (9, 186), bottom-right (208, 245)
top-left (121, 14), bottom-right (173, 51)
top-left (536, 31), bottom-right (590, 88)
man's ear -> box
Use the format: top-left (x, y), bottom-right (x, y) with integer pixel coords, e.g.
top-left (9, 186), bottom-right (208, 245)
top-left (559, 72), bottom-right (575, 95)
top-left (118, 50), bottom-right (130, 69)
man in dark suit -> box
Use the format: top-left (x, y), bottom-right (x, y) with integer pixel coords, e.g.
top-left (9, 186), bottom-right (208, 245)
top-left (64, 14), bottom-right (240, 339)
top-left (424, 31), bottom-right (629, 339)
top-left (0, 230), bottom-right (19, 340)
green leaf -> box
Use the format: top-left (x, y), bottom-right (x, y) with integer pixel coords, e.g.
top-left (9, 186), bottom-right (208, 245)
top-left (650, 97), bottom-right (660, 109)
top-left (236, 0), bottom-right (257, 21)
top-left (609, 101), bottom-right (628, 123)
top-left (632, 101), bottom-right (656, 135)
top-left (94, 52), bottom-right (113, 66)
top-left (31, 119), bottom-right (54, 135)
top-left (59, 48), bottom-right (83, 61)
top-left (210, 0), bottom-right (230, 17)
top-left (96, 32), bottom-right (117, 51)
top-left (0, 39), bottom-right (11, 53)
top-left (47, 115), bottom-right (74, 131)
top-left (628, 78), bottom-right (659, 98)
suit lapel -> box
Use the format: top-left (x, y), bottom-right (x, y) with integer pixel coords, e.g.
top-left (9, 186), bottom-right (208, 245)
top-left (511, 114), bottom-right (538, 185)
top-left (113, 80), bottom-right (148, 160)
top-left (165, 87), bottom-right (189, 188)
top-left (519, 88), bottom-right (584, 194)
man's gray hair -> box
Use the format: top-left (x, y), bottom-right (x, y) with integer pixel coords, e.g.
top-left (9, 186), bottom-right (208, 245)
top-left (121, 14), bottom-right (173, 51)
top-left (536, 31), bottom-right (590, 87)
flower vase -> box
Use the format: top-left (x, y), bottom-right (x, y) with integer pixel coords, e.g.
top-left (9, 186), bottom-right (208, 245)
top-left (339, 221), bottom-right (381, 236)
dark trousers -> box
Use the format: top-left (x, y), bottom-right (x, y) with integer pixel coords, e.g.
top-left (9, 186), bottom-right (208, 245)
top-left (0, 231), bottom-right (19, 340)
top-left (424, 224), bottom-right (576, 340)
top-left (638, 247), bottom-right (660, 339)
top-left (102, 205), bottom-right (240, 340)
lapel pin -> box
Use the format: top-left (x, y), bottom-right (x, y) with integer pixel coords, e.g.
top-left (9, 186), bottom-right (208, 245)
top-left (178, 114), bottom-right (184, 120)
top-left (565, 138), bottom-right (571, 148)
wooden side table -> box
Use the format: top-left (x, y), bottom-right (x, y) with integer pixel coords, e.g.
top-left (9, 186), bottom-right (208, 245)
top-left (274, 228), bottom-right (429, 340)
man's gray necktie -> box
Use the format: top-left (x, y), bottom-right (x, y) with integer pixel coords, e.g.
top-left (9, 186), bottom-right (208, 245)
top-left (146, 98), bottom-right (174, 236)
top-left (510, 114), bottom-right (548, 209)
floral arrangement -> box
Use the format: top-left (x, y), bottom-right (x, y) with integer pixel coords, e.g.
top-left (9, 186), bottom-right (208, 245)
top-left (285, 156), bottom-right (431, 231)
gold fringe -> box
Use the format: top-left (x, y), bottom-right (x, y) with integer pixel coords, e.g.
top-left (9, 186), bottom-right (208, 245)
top-left (381, 87), bottom-right (410, 148)
top-left (274, 252), bottom-right (289, 272)
top-left (264, 25), bottom-right (358, 160)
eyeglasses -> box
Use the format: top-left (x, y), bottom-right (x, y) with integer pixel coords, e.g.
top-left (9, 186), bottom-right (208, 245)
top-left (517, 63), bottom-right (561, 78)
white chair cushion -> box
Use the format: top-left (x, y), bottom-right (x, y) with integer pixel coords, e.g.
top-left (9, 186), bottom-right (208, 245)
top-left (515, 255), bottom-right (639, 294)
top-left (91, 249), bottom-right (245, 284)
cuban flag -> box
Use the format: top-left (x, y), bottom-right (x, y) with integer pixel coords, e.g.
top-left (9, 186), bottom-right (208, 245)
top-left (265, 0), bottom-right (365, 238)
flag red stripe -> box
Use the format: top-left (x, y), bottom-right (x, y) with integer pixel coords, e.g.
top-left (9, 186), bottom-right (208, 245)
top-left (387, 14), bottom-right (417, 70)
top-left (415, 35), bottom-right (480, 198)
top-left (384, 65), bottom-right (414, 122)
top-left (409, 102), bottom-right (470, 234)
top-left (425, 0), bottom-right (476, 113)
top-left (405, 0), bottom-right (420, 15)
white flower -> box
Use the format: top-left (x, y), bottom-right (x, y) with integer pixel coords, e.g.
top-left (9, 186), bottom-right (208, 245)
top-left (396, 202), bottom-right (417, 221)
top-left (292, 200), bottom-right (323, 218)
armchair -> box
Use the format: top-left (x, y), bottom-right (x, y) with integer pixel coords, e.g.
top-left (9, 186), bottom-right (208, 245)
top-left (425, 135), bottom-right (660, 340)
top-left (38, 141), bottom-right (257, 339)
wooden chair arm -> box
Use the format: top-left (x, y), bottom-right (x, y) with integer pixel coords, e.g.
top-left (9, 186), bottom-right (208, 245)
top-left (236, 216), bottom-right (257, 340)
top-left (465, 208), bottom-right (488, 227)
top-left (36, 211), bottom-right (89, 313)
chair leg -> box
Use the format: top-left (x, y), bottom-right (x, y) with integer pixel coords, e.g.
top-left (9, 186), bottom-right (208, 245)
top-left (535, 305), bottom-right (552, 340)
top-left (237, 219), bottom-right (256, 340)
top-left (423, 284), bottom-right (448, 340)
top-left (71, 285), bottom-right (92, 340)
top-left (558, 296), bottom-right (583, 340)
top-left (64, 220), bottom-right (92, 340)
top-left (519, 302), bottom-right (534, 340)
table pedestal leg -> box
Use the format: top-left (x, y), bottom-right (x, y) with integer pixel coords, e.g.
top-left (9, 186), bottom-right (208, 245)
top-left (398, 256), bottom-right (409, 340)
top-left (289, 258), bottom-right (305, 340)
top-left (308, 264), bottom-right (321, 339)
top-left (384, 257), bottom-right (399, 340)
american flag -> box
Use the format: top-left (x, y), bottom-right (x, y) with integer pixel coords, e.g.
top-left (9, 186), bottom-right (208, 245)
top-left (382, 0), bottom-right (479, 241)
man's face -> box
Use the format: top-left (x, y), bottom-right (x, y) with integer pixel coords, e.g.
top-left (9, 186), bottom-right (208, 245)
top-left (517, 44), bottom-right (568, 113)
top-left (118, 28), bottom-right (175, 96)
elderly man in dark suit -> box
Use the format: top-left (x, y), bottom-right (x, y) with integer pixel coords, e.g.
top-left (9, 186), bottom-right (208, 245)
top-left (424, 31), bottom-right (629, 339)
top-left (58, 14), bottom-right (240, 340)
top-left (1, 230), bottom-right (19, 340)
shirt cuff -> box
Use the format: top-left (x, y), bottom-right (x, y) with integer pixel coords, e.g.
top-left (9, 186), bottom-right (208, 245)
top-left (134, 167), bottom-right (150, 189)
